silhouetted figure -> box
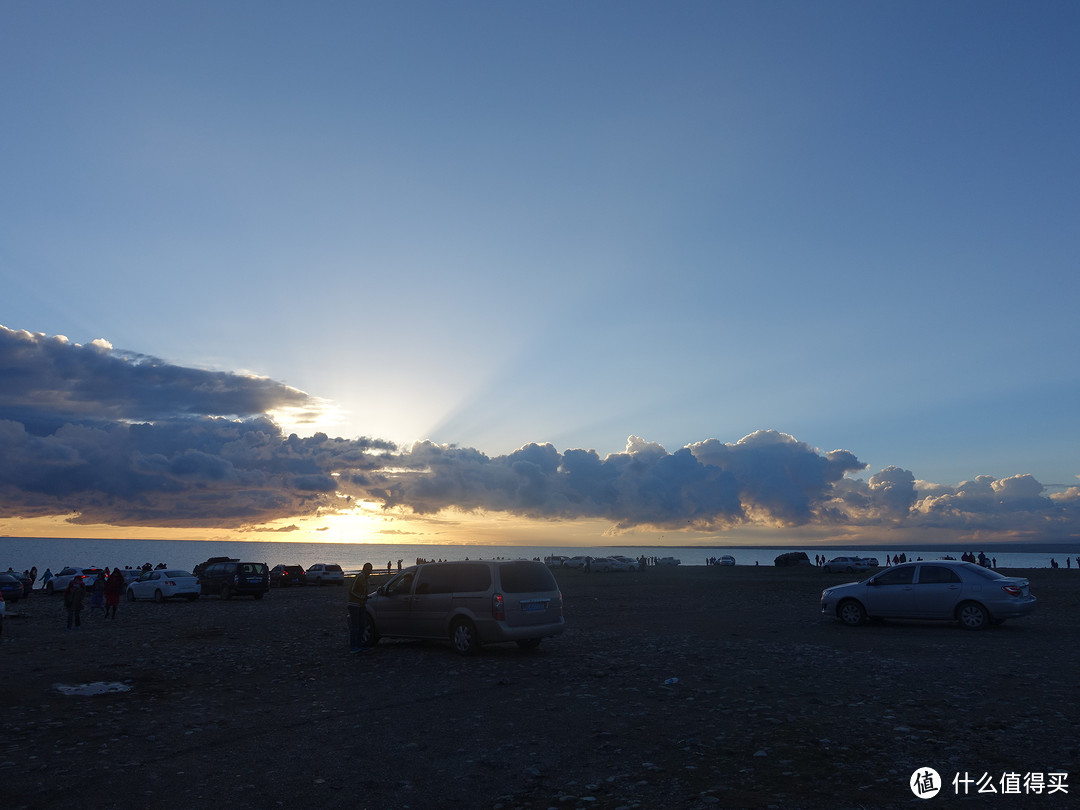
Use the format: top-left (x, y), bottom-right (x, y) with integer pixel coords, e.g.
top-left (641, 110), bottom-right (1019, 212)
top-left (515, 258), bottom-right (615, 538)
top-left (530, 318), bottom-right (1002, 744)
top-left (64, 577), bottom-right (86, 630)
top-left (348, 563), bottom-right (374, 653)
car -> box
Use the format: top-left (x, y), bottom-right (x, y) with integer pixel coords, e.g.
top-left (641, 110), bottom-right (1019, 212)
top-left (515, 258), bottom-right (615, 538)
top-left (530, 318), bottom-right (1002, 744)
top-left (860, 557), bottom-right (880, 567)
top-left (305, 563), bottom-right (345, 586)
top-left (590, 557), bottom-right (618, 572)
top-left (563, 556), bottom-right (589, 569)
top-left (360, 559), bottom-right (565, 655)
top-left (823, 556), bottom-right (873, 574)
top-left (717, 555), bottom-right (736, 566)
top-left (3, 570), bottom-right (32, 596)
top-left (820, 560), bottom-right (1037, 631)
top-left (126, 569), bottom-right (200, 602)
top-left (43, 567), bottom-right (105, 595)
top-left (198, 561), bottom-right (270, 600)
top-left (774, 551), bottom-right (812, 567)
top-left (611, 555), bottom-right (640, 571)
top-left (119, 569), bottom-right (144, 586)
top-left (270, 564), bottom-right (307, 587)
top-left (0, 574), bottom-right (23, 603)
top-left (544, 555), bottom-right (569, 568)
top-left (656, 556), bottom-right (680, 567)
top-left (193, 557), bottom-right (235, 577)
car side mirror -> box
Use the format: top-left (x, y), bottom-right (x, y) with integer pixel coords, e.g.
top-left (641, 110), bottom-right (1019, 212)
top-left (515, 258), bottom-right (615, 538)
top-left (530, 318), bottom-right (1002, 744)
top-left (866, 577), bottom-right (877, 586)
top-left (377, 585), bottom-right (386, 596)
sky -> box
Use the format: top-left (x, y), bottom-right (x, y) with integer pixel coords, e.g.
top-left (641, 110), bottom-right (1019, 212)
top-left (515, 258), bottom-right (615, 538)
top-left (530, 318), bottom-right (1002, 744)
top-left (2, 2), bottom-right (1079, 548)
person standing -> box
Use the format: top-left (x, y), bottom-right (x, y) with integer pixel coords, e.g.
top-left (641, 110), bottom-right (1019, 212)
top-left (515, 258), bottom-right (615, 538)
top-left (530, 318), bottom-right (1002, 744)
top-left (104, 568), bottom-right (124, 619)
top-left (64, 576), bottom-right (86, 630)
top-left (89, 572), bottom-right (107, 616)
top-left (348, 563), bottom-right (373, 653)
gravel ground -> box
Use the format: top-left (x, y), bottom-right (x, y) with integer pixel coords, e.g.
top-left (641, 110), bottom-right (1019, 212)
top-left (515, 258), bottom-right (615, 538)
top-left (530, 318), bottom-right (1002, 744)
top-left (1, 565), bottom-right (1077, 809)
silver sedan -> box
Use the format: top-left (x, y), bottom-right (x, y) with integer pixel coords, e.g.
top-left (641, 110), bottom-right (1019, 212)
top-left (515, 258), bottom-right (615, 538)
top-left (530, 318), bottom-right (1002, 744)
top-left (820, 560), bottom-right (1037, 630)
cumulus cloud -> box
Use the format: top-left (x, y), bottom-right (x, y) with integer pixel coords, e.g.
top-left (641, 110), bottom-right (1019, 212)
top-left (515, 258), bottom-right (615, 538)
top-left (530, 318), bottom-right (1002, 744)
top-left (2, 325), bottom-right (1079, 540)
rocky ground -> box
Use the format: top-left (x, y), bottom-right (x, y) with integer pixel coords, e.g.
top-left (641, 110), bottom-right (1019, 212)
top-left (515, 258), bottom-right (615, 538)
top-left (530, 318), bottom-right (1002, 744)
top-left (1, 564), bottom-right (1077, 809)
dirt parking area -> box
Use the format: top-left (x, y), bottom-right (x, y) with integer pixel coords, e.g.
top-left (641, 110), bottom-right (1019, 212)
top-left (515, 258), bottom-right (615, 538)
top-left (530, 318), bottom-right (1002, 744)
top-left (2, 565), bottom-right (1077, 808)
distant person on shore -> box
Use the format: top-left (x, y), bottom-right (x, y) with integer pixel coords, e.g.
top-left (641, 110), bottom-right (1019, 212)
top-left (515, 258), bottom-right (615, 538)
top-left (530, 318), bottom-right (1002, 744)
top-left (1050, 558), bottom-right (1058, 569)
top-left (40, 568), bottom-right (53, 590)
top-left (348, 563), bottom-right (374, 654)
top-left (64, 576), bottom-right (86, 630)
top-left (104, 569), bottom-right (124, 619)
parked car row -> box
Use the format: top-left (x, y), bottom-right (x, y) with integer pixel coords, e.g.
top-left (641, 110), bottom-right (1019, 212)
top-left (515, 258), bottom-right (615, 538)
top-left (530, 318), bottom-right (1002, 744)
top-left (33, 560), bottom-right (347, 602)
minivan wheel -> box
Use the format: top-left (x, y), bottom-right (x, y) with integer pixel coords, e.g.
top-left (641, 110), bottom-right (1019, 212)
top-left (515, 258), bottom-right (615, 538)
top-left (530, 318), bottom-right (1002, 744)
top-left (958, 601), bottom-right (989, 630)
top-left (450, 618), bottom-right (480, 656)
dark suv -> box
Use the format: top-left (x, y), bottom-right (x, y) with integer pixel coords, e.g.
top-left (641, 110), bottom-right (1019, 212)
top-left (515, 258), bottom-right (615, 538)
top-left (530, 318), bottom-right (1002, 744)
top-left (270, 564), bottom-right (306, 587)
top-left (198, 561), bottom-right (269, 600)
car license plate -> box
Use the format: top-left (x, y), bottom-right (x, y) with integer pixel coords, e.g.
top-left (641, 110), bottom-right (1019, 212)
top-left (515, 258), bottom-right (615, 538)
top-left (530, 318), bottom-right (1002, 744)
top-left (521, 600), bottom-right (547, 612)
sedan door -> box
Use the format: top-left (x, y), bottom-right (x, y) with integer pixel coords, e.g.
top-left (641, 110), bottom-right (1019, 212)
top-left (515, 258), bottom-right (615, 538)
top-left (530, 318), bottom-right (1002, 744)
top-left (861, 565), bottom-right (917, 617)
top-left (913, 564), bottom-right (964, 618)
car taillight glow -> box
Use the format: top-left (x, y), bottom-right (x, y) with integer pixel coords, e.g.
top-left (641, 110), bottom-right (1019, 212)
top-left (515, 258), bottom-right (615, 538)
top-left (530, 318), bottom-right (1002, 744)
top-left (1002, 584), bottom-right (1023, 597)
top-left (492, 592), bottom-right (505, 621)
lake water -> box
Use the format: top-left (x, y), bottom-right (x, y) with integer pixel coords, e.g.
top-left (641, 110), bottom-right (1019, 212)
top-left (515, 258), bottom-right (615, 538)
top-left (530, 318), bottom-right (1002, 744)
top-left (2, 536), bottom-right (1078, 577)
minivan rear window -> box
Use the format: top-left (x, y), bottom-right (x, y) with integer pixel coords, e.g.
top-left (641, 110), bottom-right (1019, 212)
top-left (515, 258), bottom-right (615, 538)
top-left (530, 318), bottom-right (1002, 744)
top-left (499, 562), bottom-right (558, 594)
top-left (415, 563), bottom-right (491, 594)
top-left (240, 563), bottom-right (267, 574)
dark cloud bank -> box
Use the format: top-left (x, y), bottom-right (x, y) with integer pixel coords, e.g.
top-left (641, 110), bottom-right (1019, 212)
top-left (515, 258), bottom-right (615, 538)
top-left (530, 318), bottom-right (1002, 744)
top-left (2, 326), bottom-right (1078, 541)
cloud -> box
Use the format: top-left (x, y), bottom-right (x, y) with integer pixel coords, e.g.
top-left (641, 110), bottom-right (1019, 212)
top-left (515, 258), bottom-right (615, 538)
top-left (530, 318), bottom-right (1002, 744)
top-left (2, 325), bottom-right (1079, 541)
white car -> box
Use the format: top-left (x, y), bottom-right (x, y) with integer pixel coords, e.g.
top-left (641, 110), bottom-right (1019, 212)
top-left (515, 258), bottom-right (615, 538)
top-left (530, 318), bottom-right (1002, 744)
top-left (657, 557), bottom-right (681, 567)
top-left (563, 556), bottom-right (589, 569)
top-left (126, 569), bottom-right (200, 602)
top-left (610, 555), bottom-right (640, 571)
top-left (305, 563), bottom-right (346, 586)
top-left (717, 555), bottom-right (736, 566)
top-left (44, 566), bottom-right (105, 595)
top-left (591, 557), bottom-right (618, 572)
top-left (824, 556), bottom-right (872, 574)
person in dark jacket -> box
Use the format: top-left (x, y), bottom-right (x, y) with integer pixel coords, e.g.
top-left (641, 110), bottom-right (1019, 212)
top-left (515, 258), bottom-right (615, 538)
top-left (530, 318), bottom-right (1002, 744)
top-left (348, 563), bottom-right (373, 653)
top-left (64, 577), bottom-right (86, 630)
top-left (104, 568), bottom-right (124, 619)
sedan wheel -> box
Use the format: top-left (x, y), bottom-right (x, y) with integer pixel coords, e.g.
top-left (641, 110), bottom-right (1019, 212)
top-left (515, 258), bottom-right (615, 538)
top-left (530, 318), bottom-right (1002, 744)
top-left (838, 599), bottom-right (866, 627)
top-left (958, 601), bottom-right (989, 630)
top-left (126, 589), bottom-right (136, 602)
top-left (153, 589), bottom-right (164, 603)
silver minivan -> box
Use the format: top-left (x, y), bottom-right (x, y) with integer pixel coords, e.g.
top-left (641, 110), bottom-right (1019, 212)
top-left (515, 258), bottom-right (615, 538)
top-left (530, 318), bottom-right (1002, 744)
top-left (361, 560), bottom-right (564, 655)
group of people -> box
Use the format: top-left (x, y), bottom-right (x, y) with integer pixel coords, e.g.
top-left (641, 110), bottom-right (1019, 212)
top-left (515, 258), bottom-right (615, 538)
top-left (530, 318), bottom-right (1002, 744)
top-left (59, 568), bottom-right (126, 629)
top-left (1049, 557), bottom-right (1079, 569)
top-left (8, 563), bottom-right (167, 633)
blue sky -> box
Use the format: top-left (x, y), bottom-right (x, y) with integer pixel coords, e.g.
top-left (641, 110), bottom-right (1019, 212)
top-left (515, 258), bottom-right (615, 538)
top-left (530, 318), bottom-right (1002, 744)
top-left (2, 2), bottom-right (1078, 545)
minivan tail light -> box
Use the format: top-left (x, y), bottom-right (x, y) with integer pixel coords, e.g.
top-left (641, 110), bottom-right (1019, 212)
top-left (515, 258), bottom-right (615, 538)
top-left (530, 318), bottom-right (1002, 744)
top-left (492, 592), bottom-right (505, 621)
